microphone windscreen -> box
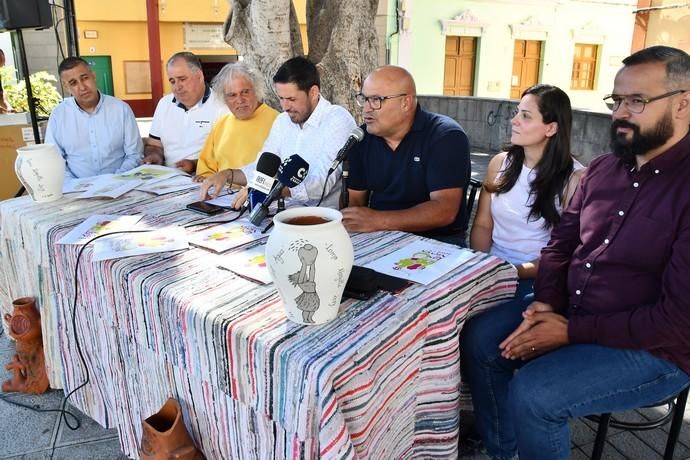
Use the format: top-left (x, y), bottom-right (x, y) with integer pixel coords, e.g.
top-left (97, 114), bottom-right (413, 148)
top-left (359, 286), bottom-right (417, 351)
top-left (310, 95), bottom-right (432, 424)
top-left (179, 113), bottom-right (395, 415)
top-left (351, 127), bottom-right (365, 142)
top-left (277, 154), bottom-right (309, 188)
top-left (255, 152), bottom-right (281, 176)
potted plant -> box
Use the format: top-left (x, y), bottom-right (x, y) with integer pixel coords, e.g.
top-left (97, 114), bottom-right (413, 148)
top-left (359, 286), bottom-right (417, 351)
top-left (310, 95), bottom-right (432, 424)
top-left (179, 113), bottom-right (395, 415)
top-left (0, 66), bottom-right (62, 117)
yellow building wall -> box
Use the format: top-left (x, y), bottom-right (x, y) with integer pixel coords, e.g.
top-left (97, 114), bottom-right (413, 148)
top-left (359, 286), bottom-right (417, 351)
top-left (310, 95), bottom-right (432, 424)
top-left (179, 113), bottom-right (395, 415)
top-left (155, 0), bottom-right (230, 23)
top-left (74, 0), bottom-right (146, 21)
top-left (78, 21), bottom-right (150, 100)
top-left (75, 0), bottom-right (309, 101)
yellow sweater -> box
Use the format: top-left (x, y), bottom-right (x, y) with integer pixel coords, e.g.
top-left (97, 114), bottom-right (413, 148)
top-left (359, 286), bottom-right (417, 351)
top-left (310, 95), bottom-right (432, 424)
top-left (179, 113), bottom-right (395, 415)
top-left (195, 103), bottom-right (279, 178)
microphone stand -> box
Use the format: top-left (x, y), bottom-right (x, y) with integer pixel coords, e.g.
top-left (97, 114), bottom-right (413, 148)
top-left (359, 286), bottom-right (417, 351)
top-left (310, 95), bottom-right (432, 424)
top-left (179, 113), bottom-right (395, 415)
top-left (261, 198), bottom-right (284, 234)
top-left (339, 159), bottom-right (350, 209)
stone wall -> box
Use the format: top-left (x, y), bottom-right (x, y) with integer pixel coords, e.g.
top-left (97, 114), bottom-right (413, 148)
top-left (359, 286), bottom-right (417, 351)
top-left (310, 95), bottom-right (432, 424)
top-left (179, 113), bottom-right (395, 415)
top-left (419, 95), bottom-right (613, 166)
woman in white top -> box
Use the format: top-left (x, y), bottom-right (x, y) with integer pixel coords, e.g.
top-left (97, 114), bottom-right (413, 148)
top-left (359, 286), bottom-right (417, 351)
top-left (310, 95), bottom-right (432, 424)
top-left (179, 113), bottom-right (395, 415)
top-left (470, 84), bottom-right (583, 279)
top-left (462, 84), bottom-right (584, 459)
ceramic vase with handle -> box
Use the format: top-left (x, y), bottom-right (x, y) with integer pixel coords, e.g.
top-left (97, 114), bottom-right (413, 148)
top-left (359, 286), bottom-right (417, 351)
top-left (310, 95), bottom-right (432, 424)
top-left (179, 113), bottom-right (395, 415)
top-left (14, 144), bottom-right (65, 202)
top-left (265, 207), bottom-right (354, 325)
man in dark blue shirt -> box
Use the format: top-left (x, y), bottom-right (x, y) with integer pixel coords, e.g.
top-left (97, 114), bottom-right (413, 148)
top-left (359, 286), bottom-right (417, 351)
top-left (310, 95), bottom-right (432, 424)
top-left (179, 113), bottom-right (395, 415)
top-left (342, 66), bottom-right (471, 245)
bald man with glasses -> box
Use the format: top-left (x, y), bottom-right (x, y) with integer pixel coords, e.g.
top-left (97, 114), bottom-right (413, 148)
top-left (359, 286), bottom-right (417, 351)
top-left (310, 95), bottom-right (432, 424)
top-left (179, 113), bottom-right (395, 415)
top-left (342, 66), bottom-right (471, 246)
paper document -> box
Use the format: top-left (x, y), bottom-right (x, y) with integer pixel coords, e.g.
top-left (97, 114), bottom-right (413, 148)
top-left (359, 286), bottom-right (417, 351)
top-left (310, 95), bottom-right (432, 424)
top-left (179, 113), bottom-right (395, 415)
top-left (205, 192), bottom-right (238, 208)
top-left (188, 218), bottom-right (269, 253)
top-left (92, 226), bottom-right (188, 261)
top-left (364, 240), bottom-right (475, 285)
top-left (57, 214), bottom-right (143, 245)
top-left (78, 177), bottom-right (142, 199)
top-left (217, 244), bottom-right (272, 284)
top-left (137, 175), bottom-right (200, 195)
top-left (113, 165), bottom-right (185, 185)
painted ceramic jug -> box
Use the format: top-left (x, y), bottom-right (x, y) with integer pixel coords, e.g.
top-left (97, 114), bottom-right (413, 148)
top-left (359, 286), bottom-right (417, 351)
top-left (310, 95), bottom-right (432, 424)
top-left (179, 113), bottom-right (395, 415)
top-left (14, 144), bottom-right (65, 202)
top-left (265, 207), bottom-right (354, 325)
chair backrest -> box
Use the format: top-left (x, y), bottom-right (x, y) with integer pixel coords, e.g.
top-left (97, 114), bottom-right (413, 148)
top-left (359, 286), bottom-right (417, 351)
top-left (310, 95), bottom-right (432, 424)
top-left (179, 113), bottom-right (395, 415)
top-left (466, 177), bottom-right (483, 217)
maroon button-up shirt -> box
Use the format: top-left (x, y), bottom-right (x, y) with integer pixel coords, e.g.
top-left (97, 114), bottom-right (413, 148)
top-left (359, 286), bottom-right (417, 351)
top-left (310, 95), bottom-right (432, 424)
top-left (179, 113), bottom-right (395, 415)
top-left (535, 132), bottom-right (690, 374)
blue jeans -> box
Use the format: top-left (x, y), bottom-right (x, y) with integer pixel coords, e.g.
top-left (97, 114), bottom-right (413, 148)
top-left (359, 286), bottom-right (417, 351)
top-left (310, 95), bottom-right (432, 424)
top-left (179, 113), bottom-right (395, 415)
top-left (460, 281), bottom-right (690, 460)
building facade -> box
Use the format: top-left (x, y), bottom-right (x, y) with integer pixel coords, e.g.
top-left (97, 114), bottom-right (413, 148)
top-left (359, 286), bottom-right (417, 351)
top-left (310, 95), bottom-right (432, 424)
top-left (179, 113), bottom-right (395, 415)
top-left (632, 0), bottom-right (690, 53)
top-left (388, 0), bottom-right (639, 112)
top-left (74, 0), bottom-right (243, 115)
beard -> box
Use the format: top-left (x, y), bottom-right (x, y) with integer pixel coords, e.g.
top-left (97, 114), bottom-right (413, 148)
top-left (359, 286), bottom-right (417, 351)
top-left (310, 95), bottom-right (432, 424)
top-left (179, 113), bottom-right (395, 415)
top-left (610, 110), bottom-right (674, 164)
top-left (287, 100), bottom-right (315, 125)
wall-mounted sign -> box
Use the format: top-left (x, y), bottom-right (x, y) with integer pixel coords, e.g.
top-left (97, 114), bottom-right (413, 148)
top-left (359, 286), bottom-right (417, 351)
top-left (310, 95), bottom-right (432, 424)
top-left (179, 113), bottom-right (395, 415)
top-left (183, 23), bottom-right (231, 49)
top-left (84, 30), bottom-right (98, 39)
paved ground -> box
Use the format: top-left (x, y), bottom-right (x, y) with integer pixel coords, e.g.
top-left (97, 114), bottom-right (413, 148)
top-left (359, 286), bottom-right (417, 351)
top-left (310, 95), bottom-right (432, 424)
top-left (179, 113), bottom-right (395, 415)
top-left (2, 152), bottom-right (690, 459)
top-left (4, 328), bottom-right (690, 459)
top-left (0, 329), bottom-right (127, 460)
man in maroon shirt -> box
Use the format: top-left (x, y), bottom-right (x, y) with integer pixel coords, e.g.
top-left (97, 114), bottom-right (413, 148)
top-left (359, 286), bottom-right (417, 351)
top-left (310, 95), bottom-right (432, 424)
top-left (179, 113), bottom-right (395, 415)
top-left (461, 45), bottom-right (690, 460)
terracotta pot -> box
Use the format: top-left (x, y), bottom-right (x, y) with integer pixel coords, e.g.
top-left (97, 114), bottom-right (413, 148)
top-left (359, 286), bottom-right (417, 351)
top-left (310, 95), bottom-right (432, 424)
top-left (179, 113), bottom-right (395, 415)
top-left (140, 398), bottom-right (203, 460)
top-left (15, 143), bottom-right (65, 202)
top-left (265, 207), bottom-right (354, 325)
top-left (2, 297), bottom-right (50, 394)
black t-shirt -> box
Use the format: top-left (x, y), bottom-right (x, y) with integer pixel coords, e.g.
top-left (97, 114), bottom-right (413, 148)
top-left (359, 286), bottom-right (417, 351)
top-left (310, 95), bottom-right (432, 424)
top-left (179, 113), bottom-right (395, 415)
top-left (348, 105), bottom-right (471, 237)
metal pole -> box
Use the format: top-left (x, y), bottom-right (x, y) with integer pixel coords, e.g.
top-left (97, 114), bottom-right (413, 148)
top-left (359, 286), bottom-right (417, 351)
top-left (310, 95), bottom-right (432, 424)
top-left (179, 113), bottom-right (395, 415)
top-left (15, 29), bottom-right (41, 145)
top-left (63, 0), bottom-right (80, 56)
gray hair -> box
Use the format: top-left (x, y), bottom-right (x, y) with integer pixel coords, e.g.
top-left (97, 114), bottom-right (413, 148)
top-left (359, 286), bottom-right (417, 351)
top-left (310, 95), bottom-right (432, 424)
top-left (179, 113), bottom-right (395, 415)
top-left (166, 52), bottom-right (202, 73)
top-left (211, 61), bottom-right (266, 103)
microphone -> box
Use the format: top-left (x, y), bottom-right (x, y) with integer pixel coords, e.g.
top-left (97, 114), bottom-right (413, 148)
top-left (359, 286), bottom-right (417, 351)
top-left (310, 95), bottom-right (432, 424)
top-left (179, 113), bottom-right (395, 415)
top-left (249, 154), bottom-right (310, 226)
top-left (242, 152), bottom-right (281, 211)
top-left (327, 127), bottom-right (365, 174)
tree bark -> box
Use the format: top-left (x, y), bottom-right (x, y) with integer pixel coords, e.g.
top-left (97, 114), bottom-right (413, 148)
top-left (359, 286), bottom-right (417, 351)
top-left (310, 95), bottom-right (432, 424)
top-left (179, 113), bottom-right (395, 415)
top-left (224, 0), bottom-right (379, 119)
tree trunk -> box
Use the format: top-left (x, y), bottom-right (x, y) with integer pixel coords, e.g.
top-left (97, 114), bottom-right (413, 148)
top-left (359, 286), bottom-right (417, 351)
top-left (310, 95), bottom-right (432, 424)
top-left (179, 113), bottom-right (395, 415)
top-left (224, 0), bottom-right (379, 120)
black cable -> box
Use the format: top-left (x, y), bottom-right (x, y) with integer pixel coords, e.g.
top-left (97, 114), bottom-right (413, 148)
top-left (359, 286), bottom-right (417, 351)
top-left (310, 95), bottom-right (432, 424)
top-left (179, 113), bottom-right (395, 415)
top-left (314, 173), bottom-right (331, 208)
top-left (4, 211), bottom-right (248, 458)
top-left (50, 229), bottom-right (152, 460)
top-left (49, 2), bottom-right (66, 63)
top-left (0, 391), bottom-right (80, 427)
top-left (183, 207), bottom-right (246, 228)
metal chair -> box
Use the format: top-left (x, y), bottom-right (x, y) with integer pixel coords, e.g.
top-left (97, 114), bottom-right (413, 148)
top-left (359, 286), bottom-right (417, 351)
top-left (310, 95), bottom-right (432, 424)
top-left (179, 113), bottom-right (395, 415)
top-left (466, 177), bottom-right (483, 216)
top-left (588, 386), bottom-right (689, 460)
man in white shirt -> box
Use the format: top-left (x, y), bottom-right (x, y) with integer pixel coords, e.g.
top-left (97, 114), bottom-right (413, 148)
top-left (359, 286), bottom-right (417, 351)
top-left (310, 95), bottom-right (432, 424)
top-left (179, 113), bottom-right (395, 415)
top-left (199, 56), bottom-right (356, 208)
top-left (144, 52), bottom-right (227, 173)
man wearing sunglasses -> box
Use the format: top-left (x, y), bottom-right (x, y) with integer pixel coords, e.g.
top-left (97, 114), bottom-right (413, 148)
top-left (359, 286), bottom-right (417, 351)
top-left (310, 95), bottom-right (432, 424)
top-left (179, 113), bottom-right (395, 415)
top-left (342, 66), bottom-right (471, 246)
top-left (461, 45), bottom-right (690, 459)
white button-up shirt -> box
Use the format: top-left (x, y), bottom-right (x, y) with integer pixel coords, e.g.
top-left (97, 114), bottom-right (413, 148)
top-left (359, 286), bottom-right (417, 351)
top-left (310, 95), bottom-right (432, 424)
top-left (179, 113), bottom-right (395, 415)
top-left (243, 96), bottom-right (356, 208)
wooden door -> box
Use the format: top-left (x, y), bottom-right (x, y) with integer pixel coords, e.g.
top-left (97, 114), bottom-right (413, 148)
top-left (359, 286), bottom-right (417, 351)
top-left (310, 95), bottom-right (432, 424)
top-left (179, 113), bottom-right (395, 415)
top-left (511, 40), bottom-right (542, 99)
top-left (443, 36), bottom-right (476, 96)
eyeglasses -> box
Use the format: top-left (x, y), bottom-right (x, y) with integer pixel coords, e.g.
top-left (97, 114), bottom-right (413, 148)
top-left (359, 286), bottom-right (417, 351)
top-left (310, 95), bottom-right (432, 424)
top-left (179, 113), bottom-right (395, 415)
top-left (602, 90), bottom-right (686, 114)
top-left (354, 93), bottom-right (407, 110)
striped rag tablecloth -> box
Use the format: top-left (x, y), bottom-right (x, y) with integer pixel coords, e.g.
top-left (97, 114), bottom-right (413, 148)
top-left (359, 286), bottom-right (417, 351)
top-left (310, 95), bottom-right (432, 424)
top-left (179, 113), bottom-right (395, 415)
top-left (0, 190), bottom-right (517, 459)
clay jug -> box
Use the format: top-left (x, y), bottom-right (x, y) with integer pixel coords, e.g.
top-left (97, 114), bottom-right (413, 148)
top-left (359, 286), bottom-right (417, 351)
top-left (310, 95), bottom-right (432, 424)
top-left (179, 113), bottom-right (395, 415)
top-left (2, 297), bottom-right (50, 394)
top-left (140, 398), bottom-right (203, 460)
top-left (265, 207), bottom-right (354, 325)
top-left (14, 143), bottom-right (65, 202)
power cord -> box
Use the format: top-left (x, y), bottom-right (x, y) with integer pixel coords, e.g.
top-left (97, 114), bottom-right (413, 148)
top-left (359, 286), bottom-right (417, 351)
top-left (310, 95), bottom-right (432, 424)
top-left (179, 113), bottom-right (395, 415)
top-left (2, 207), bottom-right (250, 458)
top-left (48, 2), bottom-right (66, 68)
top-left (183, 207), bottom-right (246, 229)
top-left (315, 174), bottom-right (331, 207)
top-left (50, 229), bottom-right (151, 459)
top-left (0, 391), bottom-right (80, 428)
